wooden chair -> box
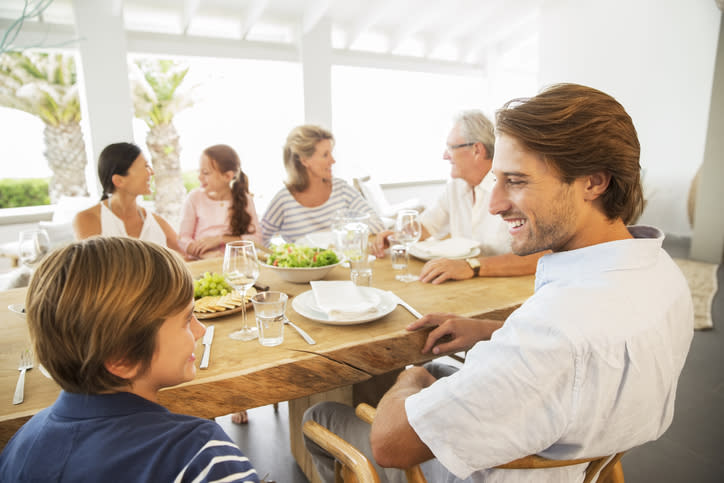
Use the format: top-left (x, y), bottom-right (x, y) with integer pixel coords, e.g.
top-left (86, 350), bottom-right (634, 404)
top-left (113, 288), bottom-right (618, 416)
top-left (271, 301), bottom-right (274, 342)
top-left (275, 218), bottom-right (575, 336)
top-left (303, 402), bottom-right (625, 483)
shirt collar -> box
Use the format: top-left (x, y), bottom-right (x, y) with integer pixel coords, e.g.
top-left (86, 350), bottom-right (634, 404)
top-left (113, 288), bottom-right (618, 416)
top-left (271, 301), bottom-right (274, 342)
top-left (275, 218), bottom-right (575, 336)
top-left (535, 225), bottom-right (665, 291)
top-left (53, 391), bottom-right (168, 419)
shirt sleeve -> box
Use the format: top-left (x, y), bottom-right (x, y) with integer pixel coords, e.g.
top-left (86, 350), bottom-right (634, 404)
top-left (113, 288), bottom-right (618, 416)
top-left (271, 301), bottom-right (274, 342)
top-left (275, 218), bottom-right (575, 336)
top-left (418, 182), bottom-right (451, 238)
top-left (176, 423), bottom-right (260, 483)
top-left (405, 318), bottom-right (575, 479)
top-left (261, 190), bottom-right (285, 246)
top-left (177, 191), bottom-right (198, 252)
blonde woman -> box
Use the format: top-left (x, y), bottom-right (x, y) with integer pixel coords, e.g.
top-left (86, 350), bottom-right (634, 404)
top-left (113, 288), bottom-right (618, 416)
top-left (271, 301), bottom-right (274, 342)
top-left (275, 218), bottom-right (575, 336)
top-left (261, 125), bottom-right (384, 245)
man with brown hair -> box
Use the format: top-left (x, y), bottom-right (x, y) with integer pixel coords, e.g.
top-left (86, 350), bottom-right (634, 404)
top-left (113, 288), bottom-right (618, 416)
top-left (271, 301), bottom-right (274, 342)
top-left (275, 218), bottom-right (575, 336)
top-left (305, 84), bottom-right (693, 482)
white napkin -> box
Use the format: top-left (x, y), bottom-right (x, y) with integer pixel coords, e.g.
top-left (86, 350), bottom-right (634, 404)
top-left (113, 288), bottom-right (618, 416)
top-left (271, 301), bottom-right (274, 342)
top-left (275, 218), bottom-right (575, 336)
top-left (310, 281), bottom-right (379, 321)
top-left (412, 237), bottom-right (480, 258)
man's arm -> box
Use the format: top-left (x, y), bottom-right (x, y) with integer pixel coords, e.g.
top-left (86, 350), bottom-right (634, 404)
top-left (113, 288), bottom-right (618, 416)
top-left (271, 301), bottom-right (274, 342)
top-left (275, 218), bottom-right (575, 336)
top-left (419, 250), bottom-right (548, 284)
top-left (369, 367), bottom-right (437, 468)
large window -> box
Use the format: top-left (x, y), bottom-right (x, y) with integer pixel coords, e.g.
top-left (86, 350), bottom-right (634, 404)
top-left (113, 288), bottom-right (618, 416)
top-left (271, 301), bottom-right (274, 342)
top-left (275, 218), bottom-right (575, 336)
top-left (331, 66), bottom-right (490, 184)
top-left (1, 107), bottom-right (51, 179)
top-left (132, 56), bottom-right (304, 215)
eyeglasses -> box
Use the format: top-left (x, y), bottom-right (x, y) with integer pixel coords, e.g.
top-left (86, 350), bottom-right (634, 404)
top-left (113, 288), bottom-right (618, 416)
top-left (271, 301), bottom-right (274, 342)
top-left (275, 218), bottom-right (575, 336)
top-left (445, 142), bottom-right (475, 153)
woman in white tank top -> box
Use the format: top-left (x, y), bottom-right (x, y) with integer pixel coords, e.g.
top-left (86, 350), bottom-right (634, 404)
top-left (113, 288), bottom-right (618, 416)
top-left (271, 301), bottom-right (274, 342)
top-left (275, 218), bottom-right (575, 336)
top-left (73, 142), bottom-right (184, 256)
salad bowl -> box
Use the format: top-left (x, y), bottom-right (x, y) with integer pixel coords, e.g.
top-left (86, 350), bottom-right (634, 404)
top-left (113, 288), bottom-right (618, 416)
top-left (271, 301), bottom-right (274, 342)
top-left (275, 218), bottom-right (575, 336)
top-left (261, 243), bottom-right (342, 283)
top-left (261, 261), bottom-right (343, 283)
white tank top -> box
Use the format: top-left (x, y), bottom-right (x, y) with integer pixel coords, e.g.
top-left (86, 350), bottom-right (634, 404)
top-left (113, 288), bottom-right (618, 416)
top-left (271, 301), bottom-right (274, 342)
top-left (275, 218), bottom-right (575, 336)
top-left (100, 201), bottom-right (167, 247)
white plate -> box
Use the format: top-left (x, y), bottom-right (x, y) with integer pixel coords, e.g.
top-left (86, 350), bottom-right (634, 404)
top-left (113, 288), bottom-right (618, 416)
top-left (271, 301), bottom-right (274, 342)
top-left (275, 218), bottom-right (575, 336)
top-left (8, 304), bottom-right (25, 316)
top-left (292, 287), bottom-right (397, 325)
top-left (408, 245), bottom-right (481, 261)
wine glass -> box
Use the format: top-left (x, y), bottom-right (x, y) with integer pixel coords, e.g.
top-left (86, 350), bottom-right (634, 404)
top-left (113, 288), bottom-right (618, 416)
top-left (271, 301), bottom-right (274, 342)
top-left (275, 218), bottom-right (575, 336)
top-left (393, 210), bottom-right (421, 282)
top-left (18, 228), bottom-right (50, 269)
top-left (223, 240), bottom-right (260, 341)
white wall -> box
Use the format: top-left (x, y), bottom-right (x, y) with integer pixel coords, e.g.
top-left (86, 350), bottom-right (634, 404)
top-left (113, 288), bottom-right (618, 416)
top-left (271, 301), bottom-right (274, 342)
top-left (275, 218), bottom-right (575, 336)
top-left (538, 0), bottom-right (721, 236)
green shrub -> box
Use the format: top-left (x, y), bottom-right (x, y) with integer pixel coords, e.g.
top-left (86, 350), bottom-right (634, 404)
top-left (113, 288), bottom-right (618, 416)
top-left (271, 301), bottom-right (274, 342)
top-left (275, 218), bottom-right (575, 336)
top-left (0, 178), bottom-right (51, 208)
top-left (183, 170), bottom-right (200, 192)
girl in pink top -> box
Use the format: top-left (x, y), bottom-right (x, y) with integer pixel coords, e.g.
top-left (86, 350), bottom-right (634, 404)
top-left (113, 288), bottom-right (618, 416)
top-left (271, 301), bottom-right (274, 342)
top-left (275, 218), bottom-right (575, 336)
top-left (179, 145), bottom-right (262, 259)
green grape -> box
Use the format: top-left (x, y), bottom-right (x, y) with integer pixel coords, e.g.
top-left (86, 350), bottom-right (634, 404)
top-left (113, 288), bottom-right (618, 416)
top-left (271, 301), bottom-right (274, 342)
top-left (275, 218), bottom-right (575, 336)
top-left (194, 272), bottom-right (233, 299)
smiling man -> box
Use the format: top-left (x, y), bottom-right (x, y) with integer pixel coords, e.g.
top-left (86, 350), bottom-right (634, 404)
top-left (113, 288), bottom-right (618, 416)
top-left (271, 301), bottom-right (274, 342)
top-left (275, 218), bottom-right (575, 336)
top-left (304, 84), bottom-right (694, 483)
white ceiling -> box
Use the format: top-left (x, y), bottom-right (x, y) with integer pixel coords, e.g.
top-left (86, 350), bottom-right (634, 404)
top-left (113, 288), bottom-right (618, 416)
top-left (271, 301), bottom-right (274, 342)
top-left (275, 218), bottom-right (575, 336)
top-left (1, 0), bottom-right (542, 72)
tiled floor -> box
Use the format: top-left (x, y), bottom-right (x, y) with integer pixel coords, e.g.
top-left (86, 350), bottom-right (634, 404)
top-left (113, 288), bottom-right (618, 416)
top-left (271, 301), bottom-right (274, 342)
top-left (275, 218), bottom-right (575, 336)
top-left (219, 235), bottom-right (724, 482)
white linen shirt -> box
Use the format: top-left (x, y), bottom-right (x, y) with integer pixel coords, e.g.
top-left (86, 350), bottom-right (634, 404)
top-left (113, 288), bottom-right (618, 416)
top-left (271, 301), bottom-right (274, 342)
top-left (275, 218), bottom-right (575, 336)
top-left (418, 173), bottom-right (510, 256)
top-left (405, 226), bottom-right (693, 482)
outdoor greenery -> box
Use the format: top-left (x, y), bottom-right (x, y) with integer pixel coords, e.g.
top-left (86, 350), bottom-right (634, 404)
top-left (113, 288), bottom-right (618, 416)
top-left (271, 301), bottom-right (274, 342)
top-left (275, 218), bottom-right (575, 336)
top-left (183, 170), bottom-right (200, 192)
top-left (0, 51), bottom-right (89, 201)
top-left (130, 59), bottom-right (195, 226)
top-left (0, 178), bottom-right (50, 208)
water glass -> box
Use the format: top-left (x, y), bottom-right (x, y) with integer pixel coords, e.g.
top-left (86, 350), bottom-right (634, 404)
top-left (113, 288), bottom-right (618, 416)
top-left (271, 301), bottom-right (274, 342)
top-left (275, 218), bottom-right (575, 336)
top-left (394, 210), bottom-right (421, 282)
top-left (390, 242), bottom-right (407, 271)
top-left (332, 209), bottom-right (370, 262)
top-left (350, 256), bottom-right (373, 286)
top-left (252, 291), bottom-right (288, 347)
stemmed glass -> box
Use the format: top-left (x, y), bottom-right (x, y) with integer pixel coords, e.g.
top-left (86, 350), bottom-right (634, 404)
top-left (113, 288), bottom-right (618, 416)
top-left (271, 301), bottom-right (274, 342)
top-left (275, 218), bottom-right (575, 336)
top-left (223, 241), bottom-right (260, 341)
top-left (394, 209), bottom-right (421, 282)
top-left (18, 228), bottom-right (50, 269)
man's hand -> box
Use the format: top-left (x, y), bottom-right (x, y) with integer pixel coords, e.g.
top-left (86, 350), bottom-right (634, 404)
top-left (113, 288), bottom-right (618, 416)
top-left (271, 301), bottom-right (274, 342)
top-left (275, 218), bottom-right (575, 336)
top-left (407, 313), bottom-right (503, 354)
top-left (419, 258), bottom-right (473, 284)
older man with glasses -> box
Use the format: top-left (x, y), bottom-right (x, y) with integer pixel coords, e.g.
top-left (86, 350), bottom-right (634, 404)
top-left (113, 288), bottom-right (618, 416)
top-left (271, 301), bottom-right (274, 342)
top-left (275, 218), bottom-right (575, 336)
top-left (374, 110), bottom-right (544, 284)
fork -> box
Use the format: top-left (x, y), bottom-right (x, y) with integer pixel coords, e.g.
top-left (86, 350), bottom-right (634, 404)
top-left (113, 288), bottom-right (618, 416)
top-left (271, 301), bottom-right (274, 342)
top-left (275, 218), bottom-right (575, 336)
top-left (13, 350), bottom-right (33, 405)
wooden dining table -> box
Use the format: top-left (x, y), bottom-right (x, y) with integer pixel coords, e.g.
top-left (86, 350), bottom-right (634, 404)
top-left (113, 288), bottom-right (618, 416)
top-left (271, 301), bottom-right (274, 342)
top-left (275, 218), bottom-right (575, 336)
top-left (0, 254), bottom-right (534, 481)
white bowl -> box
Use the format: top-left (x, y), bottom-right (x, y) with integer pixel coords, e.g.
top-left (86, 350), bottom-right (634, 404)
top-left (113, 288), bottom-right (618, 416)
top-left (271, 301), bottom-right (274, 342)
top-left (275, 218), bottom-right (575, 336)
top-left (261, 261), bottom-right (342, 284)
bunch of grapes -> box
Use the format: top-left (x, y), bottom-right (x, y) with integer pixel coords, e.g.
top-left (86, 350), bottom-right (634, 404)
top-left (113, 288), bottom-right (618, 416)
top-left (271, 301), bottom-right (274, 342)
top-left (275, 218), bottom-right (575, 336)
top-left (194, 272), bottom-right (233, 298)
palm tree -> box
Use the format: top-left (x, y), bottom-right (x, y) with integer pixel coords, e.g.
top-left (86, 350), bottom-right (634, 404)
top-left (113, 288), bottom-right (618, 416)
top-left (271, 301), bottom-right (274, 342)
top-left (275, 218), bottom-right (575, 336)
top-left (130, 59), bottom-right (194, 228)
top-left (0, 51), bottom-right (88, 202)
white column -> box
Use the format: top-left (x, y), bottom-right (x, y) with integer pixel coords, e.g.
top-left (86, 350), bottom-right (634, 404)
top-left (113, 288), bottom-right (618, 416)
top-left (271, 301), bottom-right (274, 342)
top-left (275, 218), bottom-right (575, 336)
top-left (72, 0), bottom-right (134, 194)
top-left (691, 12), bottom-right (724, 263)
top-left (300, 17), bottom-right (332, 128)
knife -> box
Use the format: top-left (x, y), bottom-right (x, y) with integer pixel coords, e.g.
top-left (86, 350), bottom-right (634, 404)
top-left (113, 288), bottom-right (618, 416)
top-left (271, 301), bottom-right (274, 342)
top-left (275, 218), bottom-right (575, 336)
top-left (387, 291), bottom-right (423, 319)
top-left (200, 325), bottom-right (214, 369)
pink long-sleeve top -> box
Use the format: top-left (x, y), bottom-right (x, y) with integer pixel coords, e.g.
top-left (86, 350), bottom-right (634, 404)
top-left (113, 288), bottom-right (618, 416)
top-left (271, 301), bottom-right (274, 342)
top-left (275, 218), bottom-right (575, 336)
top-left (178, 188), bottom-right (263, 253)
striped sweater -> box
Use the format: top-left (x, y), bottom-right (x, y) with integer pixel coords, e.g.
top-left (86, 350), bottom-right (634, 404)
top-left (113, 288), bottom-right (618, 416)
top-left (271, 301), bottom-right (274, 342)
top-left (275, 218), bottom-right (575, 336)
top-left (261, 177), bottom-right (384, 245)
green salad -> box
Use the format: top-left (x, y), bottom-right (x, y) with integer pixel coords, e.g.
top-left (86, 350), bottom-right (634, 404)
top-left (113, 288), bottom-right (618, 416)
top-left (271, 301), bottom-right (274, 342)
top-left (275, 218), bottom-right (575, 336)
top-left (267, 243), bottom-right (339, 268)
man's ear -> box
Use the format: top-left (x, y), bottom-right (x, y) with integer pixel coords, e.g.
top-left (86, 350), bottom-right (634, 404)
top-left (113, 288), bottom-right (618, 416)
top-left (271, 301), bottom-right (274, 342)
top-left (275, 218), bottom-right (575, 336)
top-left (583, 171), bottom-right (611, 201)
top-left (473, 142), bottom-right (490, 160)
top-left (105, 358), bottom-right (141, 380)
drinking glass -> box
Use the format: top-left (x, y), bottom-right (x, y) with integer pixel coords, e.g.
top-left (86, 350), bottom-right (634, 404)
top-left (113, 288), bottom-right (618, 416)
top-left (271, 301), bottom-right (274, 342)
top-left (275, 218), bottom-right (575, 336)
top-left (223, 241), bottom-right (260, 341)
top-left (331, 209), bottom-right (370, 263)
top-left (18, 228), bottom-right (50, 269)
top-left (393, 210), bottom-right (421, 282)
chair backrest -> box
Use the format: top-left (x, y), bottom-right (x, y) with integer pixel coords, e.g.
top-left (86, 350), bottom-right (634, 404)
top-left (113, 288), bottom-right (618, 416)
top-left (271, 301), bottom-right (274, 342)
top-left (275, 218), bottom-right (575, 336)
top-left (352, 176), bottom-right (423, 220)
top-left (305, 403), bottom-right (625, 483)
top-left (302, 419), bottom-right (380, 483)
